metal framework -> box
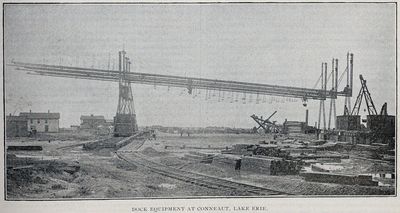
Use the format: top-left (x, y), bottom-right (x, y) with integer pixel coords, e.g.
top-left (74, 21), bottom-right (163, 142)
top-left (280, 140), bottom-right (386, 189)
top-left (9, 51), bottom-right (355, 134)
top-left (344, 53), bottom-right (354, 115)
top-left (113, 51), bottom-right (138, 136)
top-left (250, 111), bottom-right (278, 133)
top-left (10, 58), bottom-right (352, 101)
top-left (351, 74), bottom-right (378, 116)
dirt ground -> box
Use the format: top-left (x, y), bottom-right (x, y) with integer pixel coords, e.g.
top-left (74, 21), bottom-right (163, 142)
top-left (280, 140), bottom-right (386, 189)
top-left (5, 132), bottom-right (396, 199)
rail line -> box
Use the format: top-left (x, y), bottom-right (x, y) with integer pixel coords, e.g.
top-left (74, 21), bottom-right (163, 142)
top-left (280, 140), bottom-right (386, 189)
top-left (115, 151), bottom-right (290, 196)
top-left (57, 135), bottom-right (290, 196)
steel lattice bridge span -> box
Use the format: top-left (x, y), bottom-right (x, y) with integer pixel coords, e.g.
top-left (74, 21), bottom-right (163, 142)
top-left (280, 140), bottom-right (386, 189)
top-left (11, 56), bottom-right (353, 101)
top-left (9, 51), bottom-right (354, 135)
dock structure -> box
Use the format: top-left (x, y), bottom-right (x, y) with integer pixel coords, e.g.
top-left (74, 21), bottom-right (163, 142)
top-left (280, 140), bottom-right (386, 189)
top-left (10, 51), bottom-right (355, 136)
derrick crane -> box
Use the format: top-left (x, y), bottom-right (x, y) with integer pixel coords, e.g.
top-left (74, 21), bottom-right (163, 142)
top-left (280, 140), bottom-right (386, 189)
top-left (351, 75), bottom-right (377, 116)
top-left (251, 111), bottom-right (279, 133)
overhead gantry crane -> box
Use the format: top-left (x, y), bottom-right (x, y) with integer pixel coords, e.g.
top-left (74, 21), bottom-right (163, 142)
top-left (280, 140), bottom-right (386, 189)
top-left (9, 51), bottom-right (354, 135)
top-left (10, 54), bottom-right (352, 101)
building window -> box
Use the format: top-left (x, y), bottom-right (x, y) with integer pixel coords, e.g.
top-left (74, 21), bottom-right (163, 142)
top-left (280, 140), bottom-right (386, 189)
top-left (30, 119), bottom-right (33, 124)
top-left (37, 120), bottom-right (40, 124)
top-left (45, 119), bottom-right (48, 124)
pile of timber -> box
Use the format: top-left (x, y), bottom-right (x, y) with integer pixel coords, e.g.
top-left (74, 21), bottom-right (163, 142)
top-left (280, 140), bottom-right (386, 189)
top-left (254, 146), bottom-right (291, 159)
top-left (300, 172), bottom-right (378, 186)
top-left (221, 144), bottom-right (254, 155)
top-left (83, 134), bottom-right (139, 150)
top-left (267, 157), bottom-right (302, 175)
top-left (222, 144), bottom-right (291, 159)
top-left (294, 154), bottom-right (349, 160)
top-left (212, 154), bottom-right (301, 175)
top-left (282, 148), bottom-right (316, 155)
top-left (7, 146), bottom-right (42, 151)
top-left (181, 151), bottom-right (214, 163)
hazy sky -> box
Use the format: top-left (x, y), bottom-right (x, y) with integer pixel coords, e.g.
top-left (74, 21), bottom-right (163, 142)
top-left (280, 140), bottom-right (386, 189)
top-left (4, 3), bottom-right (396, 128)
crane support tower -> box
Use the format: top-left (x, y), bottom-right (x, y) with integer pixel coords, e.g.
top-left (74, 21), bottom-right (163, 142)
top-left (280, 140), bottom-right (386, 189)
top-left (114, 51), bottom-right (138, 136)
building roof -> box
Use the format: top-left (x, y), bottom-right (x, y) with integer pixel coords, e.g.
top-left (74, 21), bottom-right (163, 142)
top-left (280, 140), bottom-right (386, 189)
top-left (6, 115), bottom-right (28, 122)
top-left (20, 112), bottom-right (60, 119)
top-left (80, 115), bottom-right (105, 120)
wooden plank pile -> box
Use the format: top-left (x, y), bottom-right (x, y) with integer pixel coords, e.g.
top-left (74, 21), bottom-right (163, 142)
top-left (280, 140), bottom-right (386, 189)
top-left (212, 154), bottom-right (301, 175)
top-left (300, 172), bottom-right (378, 186)
top-left (241, 156), bottom-right (276, 174)
top-left (211, 154), bottom-right (241, 170)
top-left (182, 151), bottom-right (214, 163)
top-left (7, 146), bottom-right (42, 151)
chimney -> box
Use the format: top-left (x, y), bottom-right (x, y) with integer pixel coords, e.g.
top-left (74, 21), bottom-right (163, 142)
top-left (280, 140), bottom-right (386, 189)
top-left (29, 109), bottom-right (32, 113)
top-left (305, 109), bottom-right (309, 126)
top-left (48, 110), bottom-right (50, 113)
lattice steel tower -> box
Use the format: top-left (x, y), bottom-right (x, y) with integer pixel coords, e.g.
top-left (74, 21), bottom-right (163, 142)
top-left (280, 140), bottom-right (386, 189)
top-left (113, 50), bottom-right (138, 136)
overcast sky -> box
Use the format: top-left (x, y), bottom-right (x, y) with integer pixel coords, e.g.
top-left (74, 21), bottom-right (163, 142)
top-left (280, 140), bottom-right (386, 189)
top-left (4, 3), bottom-right (396, 128)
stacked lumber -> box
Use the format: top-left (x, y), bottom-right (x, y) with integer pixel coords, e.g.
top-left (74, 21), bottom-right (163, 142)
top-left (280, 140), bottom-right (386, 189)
top-left (241, 156), bottom-right (277, 174)
top-left (211, 154), bottom-right (241, 169)
top-left (7, 146), bottom-right (42, 151)
top-left (300, 172), bottom-right (378, 186)
top-left (212, 154), bottom-right (301, 175)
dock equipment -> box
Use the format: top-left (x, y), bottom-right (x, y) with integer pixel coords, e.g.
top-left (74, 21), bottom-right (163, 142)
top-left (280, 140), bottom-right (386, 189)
top-left (9, 51), bottom-right (354, 136)
top-left (251, 111), bottom-right (279, 133)
top-left (114, 51), bottom-right (138, 136)
top-left (351, 74), bottom-right (377, 116)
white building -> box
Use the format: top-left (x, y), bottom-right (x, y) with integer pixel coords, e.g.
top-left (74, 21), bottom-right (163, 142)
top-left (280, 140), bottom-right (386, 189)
top-left (20, 110), bottom-right (60, 133)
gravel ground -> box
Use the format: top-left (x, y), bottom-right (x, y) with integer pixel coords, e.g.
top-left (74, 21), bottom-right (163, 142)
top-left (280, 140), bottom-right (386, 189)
top-left (5, 132), bottom-right (396, 199)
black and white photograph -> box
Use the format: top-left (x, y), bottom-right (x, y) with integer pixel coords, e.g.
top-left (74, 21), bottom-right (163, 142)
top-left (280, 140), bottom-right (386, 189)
top-left (2, 1), bottom-right (397, 204)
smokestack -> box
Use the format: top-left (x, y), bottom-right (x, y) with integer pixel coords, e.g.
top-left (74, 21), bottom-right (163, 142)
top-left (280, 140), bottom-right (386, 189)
top-left (29, 109), bottom-right (32, 113)
top-left (305, 109), bottom-right (309, 126)
top-left (48, 110), bottom-right (50, 113)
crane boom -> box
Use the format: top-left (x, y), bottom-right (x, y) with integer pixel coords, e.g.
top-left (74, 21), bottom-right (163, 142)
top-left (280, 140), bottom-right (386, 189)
top-left (9, 61), bottom-right (350, 100)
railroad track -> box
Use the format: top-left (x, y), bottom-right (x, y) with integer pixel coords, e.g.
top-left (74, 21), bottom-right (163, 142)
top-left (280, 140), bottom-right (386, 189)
top-left (56, 137), bottom-right (115, 150)
top-left (57, 131), bottom-right (148, 151)
top-left (115, 151), bottom-right (290, 196)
